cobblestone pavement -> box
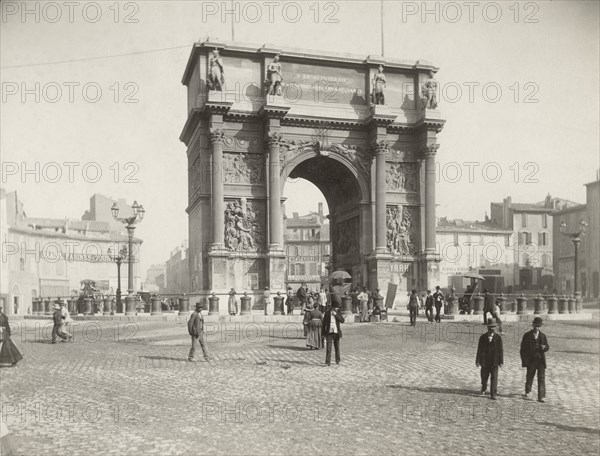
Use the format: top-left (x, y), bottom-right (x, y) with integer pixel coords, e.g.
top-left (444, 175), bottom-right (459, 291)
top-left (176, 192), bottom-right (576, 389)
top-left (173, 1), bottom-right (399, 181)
top-left (1, 316), bottom-right (599, 456)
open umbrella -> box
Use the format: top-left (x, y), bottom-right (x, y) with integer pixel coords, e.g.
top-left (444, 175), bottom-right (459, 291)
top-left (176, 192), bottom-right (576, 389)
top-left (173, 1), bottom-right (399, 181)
top-left (330, 270), bottom-right (351, 280)
top-left (462, 272), bottom-right (485, 281)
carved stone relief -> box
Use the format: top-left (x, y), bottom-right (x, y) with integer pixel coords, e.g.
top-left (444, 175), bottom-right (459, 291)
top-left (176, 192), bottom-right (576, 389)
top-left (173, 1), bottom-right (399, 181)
top-left (385, 163), bottom-right (418, 192)
top-left (333, 217), bottom-right (359, 257)
top-left (224, 198), bottom-right (265, 252)
top-left (386, 206), bottom-right (418, 256)
top-left (223, 153), bottom-right (265, 184)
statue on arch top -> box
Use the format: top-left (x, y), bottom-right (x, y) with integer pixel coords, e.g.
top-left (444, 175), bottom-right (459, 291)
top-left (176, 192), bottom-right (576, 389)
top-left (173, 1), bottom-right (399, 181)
top-left (207, 48), bottom-right (225, 91)
top-left (265, 54), bottom-right (283, 96)
top-left (371, 65), bottom-right (386, 105)
top-left (421, 71), bottom-right (438, 110)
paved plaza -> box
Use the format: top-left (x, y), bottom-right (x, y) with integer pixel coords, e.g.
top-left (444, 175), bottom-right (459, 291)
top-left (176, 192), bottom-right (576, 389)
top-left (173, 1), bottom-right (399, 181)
top-left (1, 315), bottom-right (599, 456)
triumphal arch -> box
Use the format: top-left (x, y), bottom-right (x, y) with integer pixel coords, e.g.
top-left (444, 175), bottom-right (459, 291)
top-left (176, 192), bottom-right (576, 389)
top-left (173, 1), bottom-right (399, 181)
top-left (180, 40), bottom-right (445, 306)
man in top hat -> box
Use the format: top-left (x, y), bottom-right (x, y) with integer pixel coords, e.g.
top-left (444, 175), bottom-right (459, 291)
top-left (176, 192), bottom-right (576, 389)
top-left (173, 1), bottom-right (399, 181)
top-left (520, 317), bottom-right (549, 402)
top-left (476, 318), bottom-right (503, 400)
top-left (52, 304), bottom-right (69, 343)
top-left (188, 302), bottom-right (212, 362)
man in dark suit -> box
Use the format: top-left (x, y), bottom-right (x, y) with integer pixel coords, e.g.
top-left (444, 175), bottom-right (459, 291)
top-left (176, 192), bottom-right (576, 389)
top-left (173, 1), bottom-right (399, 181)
top-left (188, 302), bottom-right (213, 362)
top-left (476, 319), bottom-right (504, 400)
top-left (424, 290), bottom-right (434, 322)
top-left (51, 304), bottom-right (69, 343)
top-left (520, 317), bottom-right (549, 402)
top-left (433, 285), bottom-right (445, 322)
top-left (322, 302), bottom-right (345, 366)
top-left (483, 289), bottom-right (495, 324)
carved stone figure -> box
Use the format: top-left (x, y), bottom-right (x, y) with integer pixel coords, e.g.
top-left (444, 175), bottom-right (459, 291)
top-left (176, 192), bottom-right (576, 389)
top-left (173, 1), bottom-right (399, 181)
top-left (386, 163), bottom-right (417, 192)
top-left (371, 65), bottom-right (386, 105)
top-left (386, 206), bottom-right (417, 256)
top-left (265, 54), bottom-right (283, 96)
top-left (207, 48), bottom-right (225, 91)
top-left (224, 199), bottom-right (264, 251)
top-left (421, 71), bottom-right (438, 109)
top-left (223, 153), bottom-right (264, 184)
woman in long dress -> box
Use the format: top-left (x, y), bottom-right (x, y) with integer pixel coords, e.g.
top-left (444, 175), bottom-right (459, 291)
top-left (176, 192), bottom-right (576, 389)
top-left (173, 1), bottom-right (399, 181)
top-left (0, 305), bottom-right (23, 367)
top-left (305, 298), bottom-right (324, 350)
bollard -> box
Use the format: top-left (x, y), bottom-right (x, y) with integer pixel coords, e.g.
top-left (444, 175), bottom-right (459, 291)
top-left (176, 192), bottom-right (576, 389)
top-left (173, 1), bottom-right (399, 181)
top-left (82, 297), bottom-right (91, 315)
top-left (446, 293), bottom-right (458, 315)
top-left (473, 293), bottom-right (484, 315)
top-left (151, 296), bottom-right (162, 315)
top-left (341, 293), bottom-right (353, 316)
top-left (273, 292), bottom-right (284, 315)
top-left (44, 298), bottom-right (52, 315)
top-left (240, 292), bottom-right (252, 315)
top-left (547, 295), bottom-right (558, 314)
top-left (534, 294), bottom-right (545, 314)
top-left (498, 294), bottom-right (507, 315)
top-left (178, 294), bottom-right (190, 316)
top-left (95, 297), bottom-right (103, 315)
top-left (110, 296), bottom-right (116, 315)
top-left (31, 298), bottom-right (38, 315)
top-left (208, 293), bottom-right (219, 316)
top-left (517, 294), bottom-right (528, 315)
top-left (567, 296), bottom-right (575, 314)
top-left (67, 297), bottom-right (76, 315)
top-left (558, 296), bottom-right (568, 314)
top-left (125, 294), bottom-right (137, 316)
top-left (575, 292), bottom-right (583, 313)
top-left (510, 300), bottom-right (517, 313)
top-left (102, 296), bottom-right (111, 315)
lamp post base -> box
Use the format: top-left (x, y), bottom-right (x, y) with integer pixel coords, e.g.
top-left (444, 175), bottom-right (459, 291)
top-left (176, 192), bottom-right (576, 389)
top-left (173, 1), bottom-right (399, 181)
top-left (125, 295), bottom-right (137, 316)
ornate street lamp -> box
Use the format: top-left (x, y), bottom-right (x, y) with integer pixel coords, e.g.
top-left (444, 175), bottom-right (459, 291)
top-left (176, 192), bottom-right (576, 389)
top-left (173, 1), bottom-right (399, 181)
top-left (107, 245), bottom-right (128, 314)
top-left (111, 201), bottom-right (145, 315)
top-left (559, 219), bottom-right (588, 296)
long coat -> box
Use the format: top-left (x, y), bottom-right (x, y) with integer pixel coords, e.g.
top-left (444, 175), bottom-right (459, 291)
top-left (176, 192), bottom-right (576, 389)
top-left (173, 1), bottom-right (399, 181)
top-left (476, 332), bottom-right (504, 367)
top-left (322, 309), bottom-right (345, 337)
top-left (483, 293), bottom-right (495, 312)
top-left (520, 329), bottom-right (549, 368)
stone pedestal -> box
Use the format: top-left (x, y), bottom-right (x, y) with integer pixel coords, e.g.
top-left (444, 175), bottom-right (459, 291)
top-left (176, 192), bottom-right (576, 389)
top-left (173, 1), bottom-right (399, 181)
top-left (473, 294), bottom-right (484, 315)
top-left (510, 300), bottom-right (517, 313)
top-left (267, 251), bottom-right (287, 291)
top-left (178, 295), bottom-right (190, 316)
top-left (125, 295), bottom-right (137, 316)
top-left (83, 297), bottom-right (92, 315)
top-left (517, 295), bottom-right (528, 315)
top-left (273, 294), bottom-right (284, 315)
top-left (240, 294), bottom-right (252, 315)
top-left (567, 296), bottom-right (575, 314)
top-left (575, 292), bottom-right (583, 313)
top-left (367, 253), bottom-right (393, 292)
top-left (497, 295), bottom-right (507, 314)
top-left (67, 298), bottom-right (76, 315)
top-left (446, 294), bottom-right (458, 315)
top-left (558, 296), bottom-right (568, 314)
top-left (208, 294), bottom-right (219, 316)
top-left (547, 295), bottom-right (558, 314)
top-left (151, 297), bottom-right (162, 315)
top-left (534, 295), bottom-right (545, 314)
top-left (103, 297), bottom-right (111, 315)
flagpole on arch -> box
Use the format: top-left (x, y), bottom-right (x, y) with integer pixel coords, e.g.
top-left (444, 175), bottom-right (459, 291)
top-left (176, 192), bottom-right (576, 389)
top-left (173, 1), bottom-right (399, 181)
top-left (381, 0), bottom-right (384, 57)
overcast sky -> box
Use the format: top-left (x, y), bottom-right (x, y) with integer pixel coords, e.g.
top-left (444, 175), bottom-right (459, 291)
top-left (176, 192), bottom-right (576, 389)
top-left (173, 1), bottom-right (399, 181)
top-left (1, 0), bottom-right (598, 274)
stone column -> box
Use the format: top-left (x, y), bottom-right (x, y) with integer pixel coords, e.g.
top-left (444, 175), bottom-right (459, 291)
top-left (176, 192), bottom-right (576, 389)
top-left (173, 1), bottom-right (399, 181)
top-left (208, 293), bottom-right (219, 316)
top-left (178, 294), bottom-right (190, 316)
top-left (497, 294), bottom-right (507, 314)
top-left (423, 144), bottom-right (439, 254)
top-left (375, 142), bottom-right (387, 253)
top-left (517, 294), bottom-right (528, 314)
top-left (534, 295), bottom-right (544, 314)
top-left (567, 296), bottom-right (575, 314)
top-left (151, 296), bottom-right (162, 315)
top-left (103, 297), bottom-right (111, 315)
top-left (266, 132), bottom-right (282, 249)
top-left (547, 295), bottom-right (558, 314)
top-left (558, 296), bottom-right (568, 314)
top-left (240, 293), bottom-right (252, 315)
top-left (210, 128), bottom-right (225, 247)
top-left (473, 294), bottom-right (484, 315)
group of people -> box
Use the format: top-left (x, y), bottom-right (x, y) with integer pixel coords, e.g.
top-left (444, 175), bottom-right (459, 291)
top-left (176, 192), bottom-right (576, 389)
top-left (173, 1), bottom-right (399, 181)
top-left (301, 296), bottom-right (345, 365)
top-left (476, 316), bottom-right (549, 402)
top-left (407, 286), bottom-right (446, 325)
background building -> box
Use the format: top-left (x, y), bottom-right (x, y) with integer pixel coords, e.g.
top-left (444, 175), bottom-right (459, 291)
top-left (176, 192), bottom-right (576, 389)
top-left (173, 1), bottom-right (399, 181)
top-left (436, 217), bottom-right (514, 293)
top-left (143, 264), bottom-right (166, 292)
top-left (553, 173), bottom-right (600, 299)
top-left (490, 195), bottom-right (578, 292)
top-left (161, 241), bottom-right (190, 294)
top-left (0, 190), bottom-right (143, 315)
top-left (284, 203), bottom-right (330, 291)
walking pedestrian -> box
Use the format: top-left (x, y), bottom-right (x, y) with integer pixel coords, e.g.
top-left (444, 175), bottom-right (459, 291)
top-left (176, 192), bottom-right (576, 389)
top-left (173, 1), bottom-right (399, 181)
top-left (0, 305), bottom-right (23, 367)
top-left (483, 289), bottom-right (495, 324)
top-left (60, 301), bottom-right (72, 338)
top-left (358, 287), bottom-right (369, 322)
top-left (285, 286), bottom-right (294, 315)
top-left (51, 304), bottom-right (69, 343)
top-left (305, 301), bottom-right (323, 350)
top-left (476, 319), bottom-right (503, 400)
top-left (424, 290), bottom-right (434, 322)
top-left (228, 288), bottom-right (238, 316)
top-left (407, 290), bottom-right (420, 326)
top-left (188, 302), bottom-right (213, 362)
top-left (318, 285), bottom-right (328, 313)
top-left (263, 287), bottom-right (272, 316)
top-left (323, 302), bottom-right (345, 366)
top-left (297, 283), bottom-right (308, 313)
top-left (433, 285), bottom-right (445, 322)
top-left (520, 317), bottom-right (549, 403)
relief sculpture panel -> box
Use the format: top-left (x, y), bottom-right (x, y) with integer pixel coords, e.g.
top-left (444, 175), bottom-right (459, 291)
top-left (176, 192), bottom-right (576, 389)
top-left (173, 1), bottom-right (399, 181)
top-left (386, 206), bottom-right (418, 256)
top-left (334, 217), bottom-right (359, 257)
top-left (223, 153), bottom-right (265, 184)
top-left (385, 163), bottom-right (418, 192)
top-left (224, 198), bottom-right (265, 252)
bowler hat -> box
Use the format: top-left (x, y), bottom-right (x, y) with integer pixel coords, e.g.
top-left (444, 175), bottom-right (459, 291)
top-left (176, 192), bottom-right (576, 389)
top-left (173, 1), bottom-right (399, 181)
top-left (195, 302), bottom-right (203, 310)
top-left (485, 318), bottom-right (497, 327)
top-left (532, 317), bottom-right (543, 327)
top-left (53, 304), bottom-right (61, 310)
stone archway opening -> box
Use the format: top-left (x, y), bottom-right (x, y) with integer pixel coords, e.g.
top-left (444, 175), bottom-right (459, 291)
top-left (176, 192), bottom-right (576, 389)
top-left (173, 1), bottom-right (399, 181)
top-left (283, 155), bottom-right (367, 288)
